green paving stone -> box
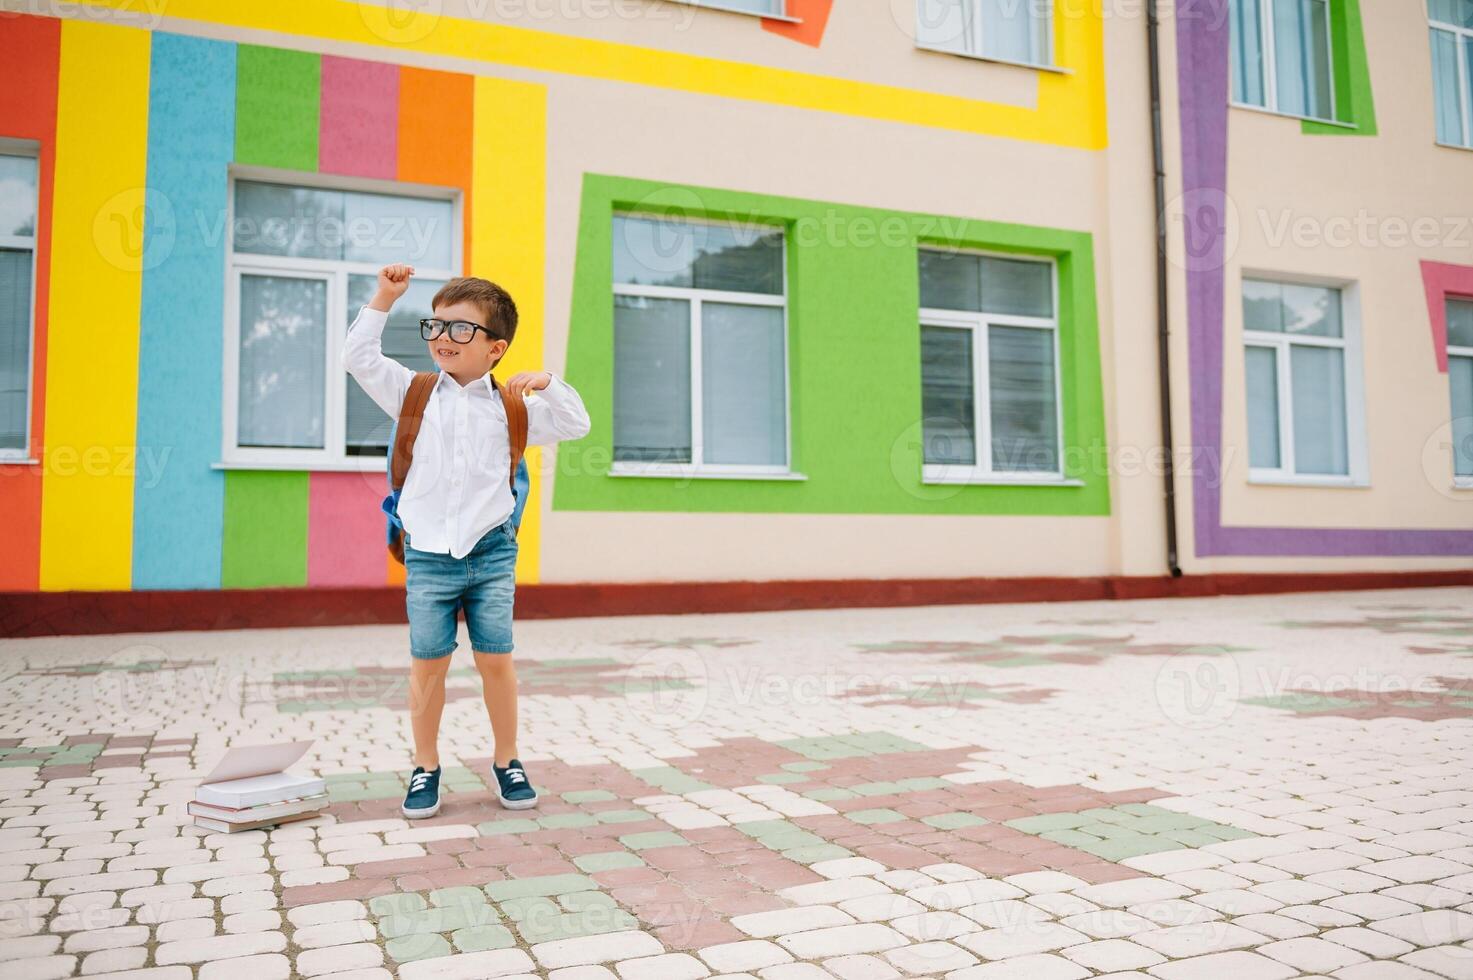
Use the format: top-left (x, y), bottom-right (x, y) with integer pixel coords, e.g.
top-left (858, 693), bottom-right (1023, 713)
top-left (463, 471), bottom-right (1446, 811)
top-left (0, 760), bottom-right (43, 768)
top-left (429, 887), bottom-right (493, 912)
top-left (478, 818), bottom-right (539, 836)
top-left (619, 831), bottom-right (687, 850)
top-left (1118, 803), bottom-right (1171, 817)
top-left (1243, 693), bottom-right (1361, 713)
top-left (923, 812), bottom-right (990, 830)
top-left (1131, 813), bottom-right (1207, 833)
top-left (378, 905), bottom-right (495, 938)
top-left (1078, 807), bottom-right (1134, 824)
top-left (843, 732), bottom-right (933, 753)
top-left (782, 844), bottom-right (852, 863)
top-left (757, 772), bottom-right (808, 784)
top-left (1199, 823), bottom-right (1256, 841)
top-left (559, 891), bottom-right (617, 912)
top-left (781, 761), bottom-right (830, 773)
top-left (451, 924), bottom-right (515, 952)
top-left (497, 896), bottom-right (559, 922)
top-left (386, 933), bottom-right (452, 963)
top-left (485, 874), bottom-right (597, 901)
top-left (561, 790), bottom-right (616, 803)
top-left (539, 812), bottom-right (598, 830)
top-left (738, 820), bottom-right (796, 839)
top-left (851, 781), bottom-right (906, 796)
top-left (1158, 829), bottom-right (1223, 847)
top-left (594, 810), bottom-right (648, 824)
top-left (370, 892), bottom-right (427, 917)
top-left (1081, 835), bottom-right (1184, 862)
top-left (896, 777), bottom-right (949, 791)
top-left (760, 831), bottom-right (825, 851)
top-left (515, 909), bottom-right (637, 944)
top-left (1007, 812), bottom-right (1090, 833)
top-left (1039, 829), bottom-right (1103, 847)
top-left (1081, 822), bottom-right (1143, 840)
top-left (631, 766), bottom-right (715, 795)
top-left (848, 808), bottom-right (906, 825)
top-left (803, 787), bottom-right (859, 802)
top-left (775, 735), bottom-right (873, 761)
top-left (573, 851), bottom-right (644, 873)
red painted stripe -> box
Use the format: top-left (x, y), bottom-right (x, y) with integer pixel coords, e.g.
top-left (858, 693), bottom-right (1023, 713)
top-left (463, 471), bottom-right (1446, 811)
top-left (1420, 259), bottom-right (1473, 374)
top-left (397, 66), bottom-right (474, 269)
top-left (307, 472), bottom-right (392, 587)
top-left (0, 14), bottom-right (60, 592)
top-left (319, 55), bottom-right (399, 179)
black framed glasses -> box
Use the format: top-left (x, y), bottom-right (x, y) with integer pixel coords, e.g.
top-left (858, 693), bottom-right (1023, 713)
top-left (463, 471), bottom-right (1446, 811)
top-left (420, 318), bottom-right (499, 344)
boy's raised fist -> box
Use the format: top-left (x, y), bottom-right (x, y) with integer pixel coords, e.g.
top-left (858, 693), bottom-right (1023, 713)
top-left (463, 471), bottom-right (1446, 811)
top-left (370, 264), bottom-right (415, 311)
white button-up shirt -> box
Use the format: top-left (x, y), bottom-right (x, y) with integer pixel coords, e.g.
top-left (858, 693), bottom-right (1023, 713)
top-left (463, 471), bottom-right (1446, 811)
top-left (343, 305), bottom-right (591, 558)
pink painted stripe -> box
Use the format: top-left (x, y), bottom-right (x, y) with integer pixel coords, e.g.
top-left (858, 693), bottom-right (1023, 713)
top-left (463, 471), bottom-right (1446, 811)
top-left (1420, 259), bottom-right (1473, 375)
top-left (319, 56), bottom-right (398, 179)
top-left (307, 472), bottom-right (391, 587)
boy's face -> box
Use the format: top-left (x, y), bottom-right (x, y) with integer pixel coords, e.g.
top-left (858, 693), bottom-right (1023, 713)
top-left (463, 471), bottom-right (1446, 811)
top-left (427, 299), bottom-right (508, 378)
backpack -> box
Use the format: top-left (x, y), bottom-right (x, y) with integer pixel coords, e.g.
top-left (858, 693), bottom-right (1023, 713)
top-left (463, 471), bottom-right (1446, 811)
top-left (383, 371), bottom-right (530, 565)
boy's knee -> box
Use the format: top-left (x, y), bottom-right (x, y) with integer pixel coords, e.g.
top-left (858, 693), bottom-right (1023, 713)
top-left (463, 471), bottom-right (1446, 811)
top-left (473, 652), bottom-right (515, 675)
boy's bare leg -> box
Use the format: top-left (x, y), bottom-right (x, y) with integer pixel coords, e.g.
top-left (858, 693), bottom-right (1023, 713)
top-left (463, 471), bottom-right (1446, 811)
top-left (473, 652), bottom-right (518, 766)
top-left (409, 656), bottom-right (452, 770)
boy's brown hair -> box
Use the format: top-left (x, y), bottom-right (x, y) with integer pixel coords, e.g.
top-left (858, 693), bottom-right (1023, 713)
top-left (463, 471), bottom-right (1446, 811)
top-left (432, 277), bottom-right (519, 346)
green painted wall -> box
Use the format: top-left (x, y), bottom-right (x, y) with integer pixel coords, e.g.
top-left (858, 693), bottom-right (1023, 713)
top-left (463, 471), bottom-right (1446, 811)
top-left (222, 471), bottom-right (309, 587)
top-left (554, 174), bottom-right (1110, 517)
top-left (235, 45), bottom-right (320, 169)
top-left (1302, 0), bottom-right (1377, 136)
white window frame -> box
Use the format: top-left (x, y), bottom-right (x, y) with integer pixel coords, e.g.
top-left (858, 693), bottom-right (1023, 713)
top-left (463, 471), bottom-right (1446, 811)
top-left (0, 139), bottom-right (40, 464)
top-left (914, 0), bottom-right (1060, 72)
top-left (220, 166), bottom-right (461, 472)
top-left (1241, 274), bottom-right (1369, 488)
top-left (919, 250), bottom-right (1075, 487)
top-left (609, 213), bottom-right (797, 481)
top-left (670, 0), bottom-right (801, 22)
top-left (1229, 0), bottom-right (1339, 124)
top-left (1430, 4), bottom-right (1473, 150)
top-left (1449, 297), bottom-right (1473, 489)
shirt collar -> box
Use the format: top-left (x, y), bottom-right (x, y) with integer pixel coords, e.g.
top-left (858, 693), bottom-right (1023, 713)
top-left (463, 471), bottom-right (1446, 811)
top-left (435, 370), bottom-right (496, 398)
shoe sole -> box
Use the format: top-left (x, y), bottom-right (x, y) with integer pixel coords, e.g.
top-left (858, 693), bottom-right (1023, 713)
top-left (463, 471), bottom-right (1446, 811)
top-left (497, 792), bottom-right (539, 810)
top-left (401, 798), bottom-right (441, 819)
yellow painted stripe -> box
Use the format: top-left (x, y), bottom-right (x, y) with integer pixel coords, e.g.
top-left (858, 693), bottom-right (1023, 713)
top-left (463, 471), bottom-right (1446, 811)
top-left (58, 0), bottom-right (1106, 149)
top-left (38, 20), bottom-right (151, 591)
top-left (473, 75), bottom-right (548, 584)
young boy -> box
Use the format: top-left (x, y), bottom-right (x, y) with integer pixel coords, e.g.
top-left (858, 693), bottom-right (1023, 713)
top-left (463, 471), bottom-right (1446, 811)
top-left (344, 264), bottom-right (590, 817)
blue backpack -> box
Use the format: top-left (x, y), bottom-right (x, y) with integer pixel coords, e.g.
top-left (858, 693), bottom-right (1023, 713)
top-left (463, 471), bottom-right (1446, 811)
top-left (384, 371), bottom-right (530, 564)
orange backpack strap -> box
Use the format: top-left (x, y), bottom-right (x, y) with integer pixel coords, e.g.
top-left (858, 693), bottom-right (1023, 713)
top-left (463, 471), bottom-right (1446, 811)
top-left (391, 372), bottom-right (438, 491)
top-left (492, 375), bottom-right (529, 489)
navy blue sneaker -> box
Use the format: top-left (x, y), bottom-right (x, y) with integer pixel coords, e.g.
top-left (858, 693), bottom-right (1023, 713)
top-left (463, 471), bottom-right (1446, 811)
top-left (493, 759), bottom-right (538, 810)
top-left (401, 765), bottom-right (441, 819)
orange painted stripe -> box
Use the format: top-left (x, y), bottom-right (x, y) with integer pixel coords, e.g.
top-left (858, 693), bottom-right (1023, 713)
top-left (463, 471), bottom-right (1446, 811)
top-left (397, 66), bottom-right (475, 270)
top-left (0, 15), bottom-right (60, 591)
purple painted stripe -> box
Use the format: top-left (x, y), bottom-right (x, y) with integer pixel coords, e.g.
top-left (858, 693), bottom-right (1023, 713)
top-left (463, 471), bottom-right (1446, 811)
top-left (1175, 1), bottom-right (1473, 557)
top-left (319, 56), bottom-right (397, 179)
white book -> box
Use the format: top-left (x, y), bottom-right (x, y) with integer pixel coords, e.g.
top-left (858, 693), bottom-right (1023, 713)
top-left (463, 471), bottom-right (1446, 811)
top-left (194, 740), bottom-right (322, 809)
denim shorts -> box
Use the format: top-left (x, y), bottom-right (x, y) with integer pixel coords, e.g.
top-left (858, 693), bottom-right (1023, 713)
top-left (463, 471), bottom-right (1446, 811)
top-left (403, 520), bottom-right (518, 659)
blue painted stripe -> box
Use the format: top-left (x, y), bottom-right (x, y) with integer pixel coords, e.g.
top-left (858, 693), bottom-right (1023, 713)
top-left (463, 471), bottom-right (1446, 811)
top-left (133, 33), bottom-right (236, 588)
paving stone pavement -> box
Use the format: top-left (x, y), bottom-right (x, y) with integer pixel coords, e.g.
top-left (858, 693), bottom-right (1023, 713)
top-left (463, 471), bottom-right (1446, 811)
top-left (1, 587), bottom-right (1471, 980)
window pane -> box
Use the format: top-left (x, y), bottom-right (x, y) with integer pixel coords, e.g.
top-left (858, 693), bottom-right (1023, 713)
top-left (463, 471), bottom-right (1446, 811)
top-left (691, 224), bottom-right (783, 295)
top-left (1231, 0), bottom-right (1266, 106)
top-left (613, 295), bottom-right (691, 462)
top-left (702, 303), bottom-right (786, 466)
top-left (1282, 283), bottom-right (1340, 337)
top-left (1245, 345), bottom-right (1281, 469)
top-left (696, 0), bottom-right (781, 13)
top-left (1429, 0), bottom-right (1473, 28)
top-left (1289, 343), bottom-right (1348, 475)
top-left (1272, 0), bottom-right (1330, 118)
top-left (343, 192), bottom-right (455, 269)
top-left (979, 0), bottom-right (1036, 62)
top-left (1431, 29), bottom-right (1466, 146)
top-left (612, 215), bottom-right (695, 289)
top-left (1452, 355), bottom-right (1473, 477)
top-left (1305, 0), bottom-right (1333, 120)
top-left (233, 181), bottom-right (345, 259)
top-left (0, 155), bottom-right (38, 238)
top-left (1243, 278), bottom-right (1285, 332)
top-left (980, 256), bottom-right (1052, 316)
top-left (237, 275), bottom-right (326, 449)
top-left (345, 274), bottom-right (442, 455)
top-left (1448, 298), bottom-right (1473, 349)
top-left (916, 0), bottom-right (974, 55)
top-left (989, 325), bottom-right (1058, 473)
top-left (921, 325), bottom-right (976, 466)
top-left (919, 250), bottom-right (981, 311)
top-left (0, 249), bottom-right (32, 451)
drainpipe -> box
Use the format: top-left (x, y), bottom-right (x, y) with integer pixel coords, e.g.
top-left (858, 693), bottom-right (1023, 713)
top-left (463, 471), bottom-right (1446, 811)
top-left (1147, 0), bottom-right (1183, 578)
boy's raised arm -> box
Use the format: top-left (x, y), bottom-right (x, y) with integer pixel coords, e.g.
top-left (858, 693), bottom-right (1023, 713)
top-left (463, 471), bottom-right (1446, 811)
top-left (507, 373), bottom-right (591, 447)
top-left (343, 264), bottom-right (416, 417)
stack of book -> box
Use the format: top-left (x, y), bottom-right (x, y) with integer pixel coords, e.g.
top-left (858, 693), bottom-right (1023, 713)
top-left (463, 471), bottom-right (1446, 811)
top-left (189, 740), bottom-right (326, 833)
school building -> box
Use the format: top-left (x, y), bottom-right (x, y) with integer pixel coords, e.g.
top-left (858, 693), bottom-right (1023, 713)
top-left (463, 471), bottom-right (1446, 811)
top-left (2, 0), bottom-right (1471, 634)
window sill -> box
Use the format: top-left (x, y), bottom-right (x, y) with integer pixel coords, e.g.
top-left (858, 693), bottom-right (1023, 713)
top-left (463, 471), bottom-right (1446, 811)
top-left (213, 459), bottom-right (387, 473)
top-left (923, 467), bottom-right (1083, 487)
top-left (1229, 101), bottom-right (1357, 130)
top-left (1455, 477), bottom-right (1473, 491)
top-left (1247, 473), bottom-right (1368, 488)
top-left (915, 43), bottom-right (1071, 75)
top-left (610, 463), bottom-right (807, 481)
top-left (0, 456), bottom-right (39, 466)
top-left (669, 0), bottom-right (802, 23)
top-left (1434, 140), bottom-right (1473, 154)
